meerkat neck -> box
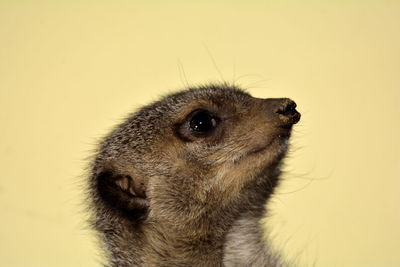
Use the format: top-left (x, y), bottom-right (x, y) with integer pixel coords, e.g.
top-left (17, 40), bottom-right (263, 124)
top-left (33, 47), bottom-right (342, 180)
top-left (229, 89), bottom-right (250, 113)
top-left (223, 211), bottom-right (286, 267)
top-left (140, 200), bottom-right (271, 265)
top-left (142, 221), bottom-right (226, 266)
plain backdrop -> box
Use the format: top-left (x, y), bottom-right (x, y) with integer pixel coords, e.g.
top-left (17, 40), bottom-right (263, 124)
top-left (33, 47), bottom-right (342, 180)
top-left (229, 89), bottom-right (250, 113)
top-left (0, 1), bottom-right (399, 267)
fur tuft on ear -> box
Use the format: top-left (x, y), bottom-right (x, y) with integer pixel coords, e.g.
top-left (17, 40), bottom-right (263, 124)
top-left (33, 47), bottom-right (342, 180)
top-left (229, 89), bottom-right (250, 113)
top-left (96, 167), bottom-right (149, 220)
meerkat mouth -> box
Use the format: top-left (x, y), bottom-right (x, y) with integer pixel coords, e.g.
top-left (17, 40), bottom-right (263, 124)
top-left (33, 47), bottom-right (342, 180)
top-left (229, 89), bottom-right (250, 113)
top-left (253, 138), bottom-right (287, 155)
top-left (248, 142), bottom-right (274, 155)
top-left (237, 133), bottom-right (290, 164)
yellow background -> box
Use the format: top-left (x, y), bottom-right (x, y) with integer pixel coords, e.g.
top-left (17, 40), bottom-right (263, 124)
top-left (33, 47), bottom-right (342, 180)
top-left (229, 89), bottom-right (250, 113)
top-left (0, 1), bottom-right (399, 266)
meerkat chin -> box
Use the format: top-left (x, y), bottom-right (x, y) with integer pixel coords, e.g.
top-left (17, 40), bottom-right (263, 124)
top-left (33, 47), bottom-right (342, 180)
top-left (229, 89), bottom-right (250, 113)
top-left (88, 84), bottom-right (300, 267)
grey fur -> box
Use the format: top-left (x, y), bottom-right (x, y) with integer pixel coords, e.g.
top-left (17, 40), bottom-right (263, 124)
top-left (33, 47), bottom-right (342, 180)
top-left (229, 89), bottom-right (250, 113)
top-left (87, 84), bottom-right (300, 266)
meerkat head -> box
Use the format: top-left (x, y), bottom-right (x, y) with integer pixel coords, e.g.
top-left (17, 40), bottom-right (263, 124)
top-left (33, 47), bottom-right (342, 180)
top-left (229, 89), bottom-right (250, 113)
top-left (91, 84), bottom-right (300, 227)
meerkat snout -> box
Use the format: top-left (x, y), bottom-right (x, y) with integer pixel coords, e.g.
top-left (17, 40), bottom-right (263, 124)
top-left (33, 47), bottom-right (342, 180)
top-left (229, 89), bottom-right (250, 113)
top-left (88, 84), bottom-right (301, 266)
top-left (262, 98), bottom-right (301, 128)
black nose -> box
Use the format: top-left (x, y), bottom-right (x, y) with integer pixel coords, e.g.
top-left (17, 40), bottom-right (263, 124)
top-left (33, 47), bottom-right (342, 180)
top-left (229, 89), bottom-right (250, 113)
top-left (274, 98), bottom-right (301, 126)
top-left (275, 99), bottom-right (297, 116)
top-left (262, 98), bottom-right (301, 127)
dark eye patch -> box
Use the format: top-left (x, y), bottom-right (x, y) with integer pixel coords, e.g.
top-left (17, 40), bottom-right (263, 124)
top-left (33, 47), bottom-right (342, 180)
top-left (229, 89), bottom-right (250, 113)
top-left (189, 110), bottom-right (217, 134)
top-left (173, 109), bottom-right (220, 142)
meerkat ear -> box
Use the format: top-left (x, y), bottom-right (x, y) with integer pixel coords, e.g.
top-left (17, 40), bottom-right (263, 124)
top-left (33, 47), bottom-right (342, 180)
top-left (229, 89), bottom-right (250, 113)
top-left (96, 167), bottom-right (149, 220)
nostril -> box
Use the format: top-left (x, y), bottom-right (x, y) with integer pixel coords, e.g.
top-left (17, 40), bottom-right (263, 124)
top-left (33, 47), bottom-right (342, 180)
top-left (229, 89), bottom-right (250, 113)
top-left (263, 97), bottom-right (301, 127)
top-left (276, 99), bottom-right (297, 116)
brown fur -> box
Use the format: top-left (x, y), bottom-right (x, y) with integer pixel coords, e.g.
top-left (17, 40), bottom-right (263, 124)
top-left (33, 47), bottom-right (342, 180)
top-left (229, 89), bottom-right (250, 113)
top-left (87, 84), bottom-right (300, 266)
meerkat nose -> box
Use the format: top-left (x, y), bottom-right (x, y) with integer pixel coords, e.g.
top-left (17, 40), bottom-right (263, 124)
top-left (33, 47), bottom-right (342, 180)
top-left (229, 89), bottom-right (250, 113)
top-left (275, 98), bottom-right (297, 116)
top-left (262, 98), bottom-right (301, 127)
top-left (275, 98), bottom-right (301, 125)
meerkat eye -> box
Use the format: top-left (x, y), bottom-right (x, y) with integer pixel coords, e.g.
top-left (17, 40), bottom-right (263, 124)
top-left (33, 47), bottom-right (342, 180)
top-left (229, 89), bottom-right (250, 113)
top-left (189, 110), bottom-right (218, 134)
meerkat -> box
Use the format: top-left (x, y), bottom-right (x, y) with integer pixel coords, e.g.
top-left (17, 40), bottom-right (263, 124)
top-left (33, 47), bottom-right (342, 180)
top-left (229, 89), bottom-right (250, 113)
top-left (88, 83), bottom-right (301, 267)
